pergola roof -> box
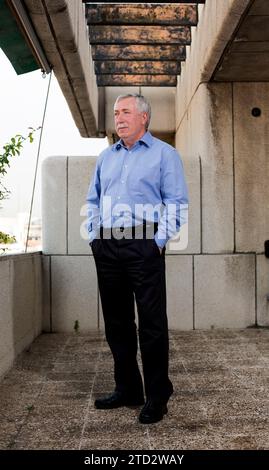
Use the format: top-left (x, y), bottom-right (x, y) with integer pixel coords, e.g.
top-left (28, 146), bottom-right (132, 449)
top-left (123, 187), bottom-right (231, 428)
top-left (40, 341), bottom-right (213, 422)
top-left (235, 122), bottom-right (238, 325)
top-left (83, 1), bottom-right (206, 87)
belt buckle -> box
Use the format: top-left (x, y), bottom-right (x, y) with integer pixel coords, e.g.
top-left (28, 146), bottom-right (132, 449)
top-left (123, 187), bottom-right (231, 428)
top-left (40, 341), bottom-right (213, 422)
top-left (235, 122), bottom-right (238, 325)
top-left (115, 227), bottom-right (124, 234)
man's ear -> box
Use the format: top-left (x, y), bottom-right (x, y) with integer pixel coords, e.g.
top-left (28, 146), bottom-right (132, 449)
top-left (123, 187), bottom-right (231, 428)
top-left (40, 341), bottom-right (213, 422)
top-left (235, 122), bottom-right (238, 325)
top-left (142, 112), bottom-right (148, 125)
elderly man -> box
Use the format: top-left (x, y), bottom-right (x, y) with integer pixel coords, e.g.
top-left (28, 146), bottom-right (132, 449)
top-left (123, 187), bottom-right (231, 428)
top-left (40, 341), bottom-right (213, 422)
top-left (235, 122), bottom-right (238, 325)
top-left (86, 94), bottom-right (188, 424)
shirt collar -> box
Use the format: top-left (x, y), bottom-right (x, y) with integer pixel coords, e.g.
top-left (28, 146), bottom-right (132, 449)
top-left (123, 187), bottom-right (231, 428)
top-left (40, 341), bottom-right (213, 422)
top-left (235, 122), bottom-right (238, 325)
top-left (112, 131), bottom-right (154, 152)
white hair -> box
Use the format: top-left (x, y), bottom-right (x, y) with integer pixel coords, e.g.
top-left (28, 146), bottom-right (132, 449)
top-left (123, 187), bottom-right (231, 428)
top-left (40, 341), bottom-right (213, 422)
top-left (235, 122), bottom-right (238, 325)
top-left (114, 93), bottom-right (151, 130)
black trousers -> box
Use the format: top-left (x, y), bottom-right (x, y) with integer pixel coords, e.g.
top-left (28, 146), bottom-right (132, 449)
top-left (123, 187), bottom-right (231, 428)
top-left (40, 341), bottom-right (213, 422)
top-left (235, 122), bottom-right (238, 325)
top-left (92, 232), bottom-right (173, 403)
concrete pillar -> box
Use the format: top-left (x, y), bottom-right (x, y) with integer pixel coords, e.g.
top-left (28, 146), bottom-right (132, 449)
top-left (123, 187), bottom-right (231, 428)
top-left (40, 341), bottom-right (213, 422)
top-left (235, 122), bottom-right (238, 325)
top-left (176, 80), bottom-right (269, 328)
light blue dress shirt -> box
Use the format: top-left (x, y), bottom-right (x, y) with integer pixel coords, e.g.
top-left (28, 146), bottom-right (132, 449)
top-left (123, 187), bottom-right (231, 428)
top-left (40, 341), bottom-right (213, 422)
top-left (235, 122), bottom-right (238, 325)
top-left (86, 131), bottom-right (188, 248)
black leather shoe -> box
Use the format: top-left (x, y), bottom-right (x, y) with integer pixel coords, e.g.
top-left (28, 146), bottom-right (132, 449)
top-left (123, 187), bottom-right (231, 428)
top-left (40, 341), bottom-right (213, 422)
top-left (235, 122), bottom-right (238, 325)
top-left (95, 391), bottom-right (144, 409)
top-left (138, 400), bottom-right (168, 424)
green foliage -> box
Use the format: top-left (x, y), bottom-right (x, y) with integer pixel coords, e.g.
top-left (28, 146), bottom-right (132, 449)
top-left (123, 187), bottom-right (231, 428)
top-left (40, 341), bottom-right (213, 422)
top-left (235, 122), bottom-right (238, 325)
top-left (0, 127), bottom-right (41, 252)
top-left (0, 231), bottom-right (16, 244)
top-left (0, 128), bottom-right (40, 204)
top-left (26, 404), bottom-right (34, 412)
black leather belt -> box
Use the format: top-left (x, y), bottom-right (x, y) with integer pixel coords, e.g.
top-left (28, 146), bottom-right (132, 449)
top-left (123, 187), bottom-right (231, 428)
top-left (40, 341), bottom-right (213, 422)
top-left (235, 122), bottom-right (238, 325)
top-left (99, 222), bottom-right (158, 239)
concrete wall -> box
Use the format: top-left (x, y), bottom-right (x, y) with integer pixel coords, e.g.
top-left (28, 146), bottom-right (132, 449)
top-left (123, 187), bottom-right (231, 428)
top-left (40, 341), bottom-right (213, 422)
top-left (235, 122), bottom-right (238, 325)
top-left (0, 253), bottom-right (42, 378)
top-left (176, 0), bottom-right (251, 129)
top-left (175, 81), bottom-right (269, 328)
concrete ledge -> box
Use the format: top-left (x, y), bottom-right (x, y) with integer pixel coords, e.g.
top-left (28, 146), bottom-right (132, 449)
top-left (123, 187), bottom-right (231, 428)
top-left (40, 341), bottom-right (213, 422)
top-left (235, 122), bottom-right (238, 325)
top-left (42, 155), bottom-right (96, 255)
top-left (0, 252), bottom-right (42, 378)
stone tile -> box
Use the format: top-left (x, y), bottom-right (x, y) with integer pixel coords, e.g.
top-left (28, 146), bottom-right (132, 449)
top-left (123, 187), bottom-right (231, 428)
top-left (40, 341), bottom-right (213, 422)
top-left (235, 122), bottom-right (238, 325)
top-left (12, 404), bottom-right (85, 449)
top-left (29, 332), bottom-right (69, 349)
top-left (0, 421), bottom-right (25, 450)
top-left (185, 370), bottom-right (259, 393)
top-left (0, 382), bottom-right (42, 435)
top-left (56, 352), bottom-right (103, 363)
top-left (82, 413), bottom-right (146, 441)
top-left (52, 361), bottom-right (98, 373)
top-left (80, 437), bottom-right (149, 450)
top-left (216, 433), bottom-right (267, 450)
top-left (182, 360), bottom-right (226, 374)
top-left (46, 371), bottom-right (96, 383)
top-left (13, 438), bottom-right (82, 450)
top-left (152, 426), bottom-right (265, 450)
top-left (1, 368), bottom-right (49, 385)
top-left (0, 382), bottom-right (41, 403)
top-left (38, 381), bottom-right (91, 406)
top-left (150, 432), bottom-right (217, 450)
top-left (208, 415), bottom-right (269, 450)
top-left (206, 396), bottom-right (269, 421)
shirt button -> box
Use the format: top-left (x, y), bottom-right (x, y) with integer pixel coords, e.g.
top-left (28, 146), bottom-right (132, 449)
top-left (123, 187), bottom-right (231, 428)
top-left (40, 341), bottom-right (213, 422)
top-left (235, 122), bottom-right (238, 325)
top-left (117, 196), bottom-right (120, 199)
top-left (121, 180), bottom-right (124, 184)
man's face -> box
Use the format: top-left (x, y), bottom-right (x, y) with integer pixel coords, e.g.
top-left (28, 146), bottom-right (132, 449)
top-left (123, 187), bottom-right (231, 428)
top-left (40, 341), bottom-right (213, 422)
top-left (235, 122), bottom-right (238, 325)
top-left (114, 97), bottom-right (148, 144)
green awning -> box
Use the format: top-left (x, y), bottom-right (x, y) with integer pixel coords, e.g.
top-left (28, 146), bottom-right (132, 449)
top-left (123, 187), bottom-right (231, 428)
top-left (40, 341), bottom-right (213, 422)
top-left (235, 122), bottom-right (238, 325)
top-left (0, 0), bottom-right (39, 74)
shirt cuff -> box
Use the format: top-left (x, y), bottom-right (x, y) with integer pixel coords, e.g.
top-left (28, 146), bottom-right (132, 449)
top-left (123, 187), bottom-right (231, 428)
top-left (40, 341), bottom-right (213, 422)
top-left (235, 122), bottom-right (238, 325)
top-left (154, 233), bottom-right (167, 249)
top-left (89, 230), bottom-right (98, 244)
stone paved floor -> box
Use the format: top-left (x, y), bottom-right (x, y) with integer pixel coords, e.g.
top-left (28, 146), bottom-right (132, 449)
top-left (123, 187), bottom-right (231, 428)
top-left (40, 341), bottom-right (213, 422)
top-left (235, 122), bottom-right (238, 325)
top-left (0, 328), bottom-right (268, 450)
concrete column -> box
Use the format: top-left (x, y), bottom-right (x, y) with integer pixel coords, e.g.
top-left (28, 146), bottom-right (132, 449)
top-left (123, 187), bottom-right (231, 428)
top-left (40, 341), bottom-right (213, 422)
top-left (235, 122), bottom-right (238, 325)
top-left (176, 83), bottom-right (234, 254)
top-left (233, 83), bottom-right (269, 253)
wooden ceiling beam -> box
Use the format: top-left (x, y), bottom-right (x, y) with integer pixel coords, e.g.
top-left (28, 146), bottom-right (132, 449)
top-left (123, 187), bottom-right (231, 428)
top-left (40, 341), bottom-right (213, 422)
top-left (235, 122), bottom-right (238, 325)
top-left (97, 74), bottom-right (177, 87)
top-left (94, 60), bottom-right (181, 75)
top-left (89, 25), bottom-right (191, 45)
top-left (86, 4), bottom-right (198, 26)
top-left (91, 44), bottom-right (186, 61)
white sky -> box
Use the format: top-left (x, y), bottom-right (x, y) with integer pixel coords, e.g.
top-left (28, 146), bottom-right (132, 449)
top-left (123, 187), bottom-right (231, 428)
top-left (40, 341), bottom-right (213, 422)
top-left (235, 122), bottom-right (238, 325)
top-left (0, 49), bottom-right (108, 219)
